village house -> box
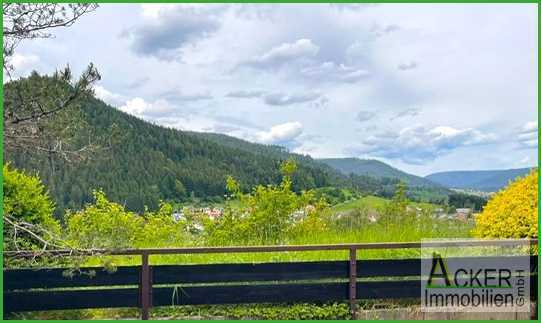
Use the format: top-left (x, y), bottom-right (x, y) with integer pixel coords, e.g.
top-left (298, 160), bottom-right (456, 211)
top-left (454, 208), bottom-right (472, 222)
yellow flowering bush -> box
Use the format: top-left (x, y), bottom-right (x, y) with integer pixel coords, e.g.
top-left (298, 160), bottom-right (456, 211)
top-left (472, 169), bottom-right (537, 238)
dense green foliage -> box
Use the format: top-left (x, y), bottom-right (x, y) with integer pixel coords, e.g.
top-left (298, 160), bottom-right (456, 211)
top-left (205, 160), bottom-right (327, 245)
top-left (3, 164), bottom-right (61, 251)
top-left (12, 300), bottom-right (420, 320)
top-left (65, 190), bottom-right (188, 250)
top-left (64, 165), bottom-right (471, 266)
top-left (426, 167), bottom-right (532, 192)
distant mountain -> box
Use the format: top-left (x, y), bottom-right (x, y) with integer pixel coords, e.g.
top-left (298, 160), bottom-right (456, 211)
top-left (318, 158), bottom-right (442, 188)
top-left (426, 168), bottom-right (534, 192)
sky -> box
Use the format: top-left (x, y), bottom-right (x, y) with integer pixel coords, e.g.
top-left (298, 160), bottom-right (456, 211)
top-left (9, 4), bottom-right (538, 176)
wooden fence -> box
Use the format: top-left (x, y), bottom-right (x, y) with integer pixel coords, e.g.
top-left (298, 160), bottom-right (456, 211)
top-left (4, 239), bottom-right (538, 320)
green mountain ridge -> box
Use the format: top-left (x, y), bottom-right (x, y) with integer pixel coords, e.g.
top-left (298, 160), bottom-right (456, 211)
top-left (425, 168), bottom-right (534, 192)
top-left (318, 158), bottom-right (442, 188)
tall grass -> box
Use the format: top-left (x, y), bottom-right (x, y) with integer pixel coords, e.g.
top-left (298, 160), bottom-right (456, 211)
top-left (83, 216), bottom-right (473, 267)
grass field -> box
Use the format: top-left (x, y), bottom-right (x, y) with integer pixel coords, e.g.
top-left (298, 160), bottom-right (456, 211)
top-left (82, 195), bottom-right (473, 267)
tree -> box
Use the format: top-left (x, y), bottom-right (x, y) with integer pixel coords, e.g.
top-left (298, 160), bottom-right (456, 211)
top-left (3, 3), bottom-right (101, 160)
top-left (65, 190), bottom-right (144, 250)
top-left (4, 69), bottom-right (102, 160)
top-left (389, 181), bottom-right (409, 215)
top-left (174, 179), bottom-right (187, 199)
top-left (65, 190), bottom-right (187, 251)
top-left (3, 4), bottom-right (101, 259)
top-left (207, 160), bottom-right (320, 245)
top-left (472, 170), bottom-right (538, 239)
top-left (280, 158), bottom-right (297, 180)
top-left (3, 164), bottom-right (61, 253)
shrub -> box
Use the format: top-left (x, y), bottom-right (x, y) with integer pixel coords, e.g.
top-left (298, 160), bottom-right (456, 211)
top-left (3, 164), bottom-right (60, 251)
top-left (472, 169), bottom-right (537, 238)
top-left (65, 190), bottom-right (145, 249)
top-left (206, 160), bottom-right (324, 245)
top-left (65, 190), bottom-right (189, 251)
top-left (139, 201), bottom-right (190, 248)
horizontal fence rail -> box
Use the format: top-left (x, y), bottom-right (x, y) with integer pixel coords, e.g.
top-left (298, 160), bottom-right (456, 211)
top-left (3, 238), bottom-right (536, 257)
top-left (3, 239), bottom-right (538, 319)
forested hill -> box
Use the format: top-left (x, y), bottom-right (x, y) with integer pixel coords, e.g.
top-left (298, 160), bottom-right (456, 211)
top-left (426, 168), bottom-right (533, 192)
top-left (7, 94), bottom-right (340, 214)
top-left (319, 158), bottom-right (441, 188)
top-left (190, 132), bottom-right (338, 173)
top-left (5, 76), bottom-right (450, 216)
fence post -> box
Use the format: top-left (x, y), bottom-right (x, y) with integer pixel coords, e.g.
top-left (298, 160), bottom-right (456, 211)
top-left (140, 252), bottom-right (152, 320)
top-left (349, 247), bottom-right (357, 320)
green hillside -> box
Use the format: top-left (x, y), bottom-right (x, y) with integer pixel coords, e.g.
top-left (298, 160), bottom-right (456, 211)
top-left (189, 132), bottom-right (338, 174)
top-left (6, 98), bottom-right (334, 214)
top-left (319, 158), bottom-right (441, 188)
top-left (426, 168), bottom-right (533, 192)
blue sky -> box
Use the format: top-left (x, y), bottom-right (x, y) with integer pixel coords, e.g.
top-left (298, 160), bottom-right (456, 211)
top-left (8, 4), bottom-right (538, 176)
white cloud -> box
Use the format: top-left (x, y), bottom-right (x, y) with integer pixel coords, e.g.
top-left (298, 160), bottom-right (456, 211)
top-left (349, 125), bottom-right (496, 164)
top-left (256, 121), bottom-right (303, 144)
top-left (119, 97), bottom-right (175, 118)
top-left (263, 91), bottom-right (321, 106)
top-left (5, 53), bottom-right (40, 79)
top-left (11, 53), bottom-right (39, 71)
top-left (300, 61), bottom-right (370, 83)
top-left (243, 39), bottom-right (319, 69)
top-left (93, 85), bottom-right (126, 107)
top-left (517, 121), bottom-right (538, 149)
top-left (521, 121), bottom-right (537, 132)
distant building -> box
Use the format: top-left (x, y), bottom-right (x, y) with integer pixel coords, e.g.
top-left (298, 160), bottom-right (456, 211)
top-left (290, 205), bottom-right (317, 221)
top-left (454, 208), bottom-right (472, 222)
top-left (406, 206), bottom-right (422, 214)
top-left (305, 205), bottom-right (316, 214)
top-left (206, 208), bottom-right (222, 220)
top-left (172, 211), bottom-right (184, 222)
top-left (455, 208), bottom-right (472, 216)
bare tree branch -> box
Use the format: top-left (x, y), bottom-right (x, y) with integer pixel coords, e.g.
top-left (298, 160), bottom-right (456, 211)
top-left (3, 4), bottom-right (98, 75)
top-left (3, 214), bottom-right (111, 268)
